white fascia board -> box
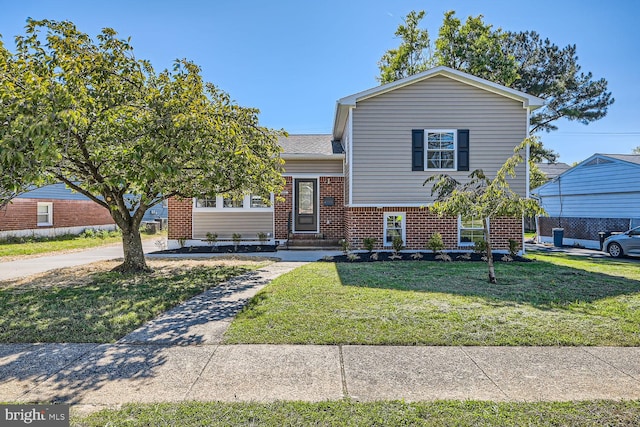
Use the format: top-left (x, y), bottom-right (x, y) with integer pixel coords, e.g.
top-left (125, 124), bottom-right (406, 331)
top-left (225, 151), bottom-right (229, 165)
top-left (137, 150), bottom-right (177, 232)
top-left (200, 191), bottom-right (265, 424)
top-left (336, 66), bottom-right (545, 114)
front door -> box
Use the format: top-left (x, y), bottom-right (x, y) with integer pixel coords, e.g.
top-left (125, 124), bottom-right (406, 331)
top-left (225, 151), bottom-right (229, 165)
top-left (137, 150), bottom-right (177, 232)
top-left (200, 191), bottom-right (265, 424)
top-left (294, 178), bottom-right (317, 232)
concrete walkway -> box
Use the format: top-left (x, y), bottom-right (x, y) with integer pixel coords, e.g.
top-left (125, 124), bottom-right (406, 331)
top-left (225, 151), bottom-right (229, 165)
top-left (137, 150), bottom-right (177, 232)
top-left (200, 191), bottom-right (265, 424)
top-left (1, 244), bottom-right (639, 408)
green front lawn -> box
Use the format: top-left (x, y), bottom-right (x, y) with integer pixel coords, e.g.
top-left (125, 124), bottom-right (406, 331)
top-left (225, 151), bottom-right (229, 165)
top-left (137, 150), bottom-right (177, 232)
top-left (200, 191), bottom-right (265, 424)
top-left (73, 400), bottom-right (640, 426)
top-left (0, 259), bottom-right (267, 343)
top-left (225, 254), bottom-right (640, 346)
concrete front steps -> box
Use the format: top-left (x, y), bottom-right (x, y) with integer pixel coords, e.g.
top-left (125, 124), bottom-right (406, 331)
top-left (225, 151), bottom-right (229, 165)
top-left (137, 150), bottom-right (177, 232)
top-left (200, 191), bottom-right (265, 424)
top-left (283, 235), bottom-right (342, 251)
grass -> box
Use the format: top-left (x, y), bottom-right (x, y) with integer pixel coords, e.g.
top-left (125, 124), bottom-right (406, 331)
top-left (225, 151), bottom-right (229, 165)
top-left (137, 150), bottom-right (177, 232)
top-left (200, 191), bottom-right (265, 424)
top-left (224, 254), bottom-right (640, 346)
top-left (0, 259), bottom-right (267, 343)
top-left (72, 400), bottom-right (640, 426)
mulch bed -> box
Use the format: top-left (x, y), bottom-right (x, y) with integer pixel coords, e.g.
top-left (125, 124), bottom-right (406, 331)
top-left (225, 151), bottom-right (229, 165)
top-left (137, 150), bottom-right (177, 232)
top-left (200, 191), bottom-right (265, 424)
top-left (151, 244), bottom-right (278, 254)
top-left (322, 252), bottom-right (530, 263)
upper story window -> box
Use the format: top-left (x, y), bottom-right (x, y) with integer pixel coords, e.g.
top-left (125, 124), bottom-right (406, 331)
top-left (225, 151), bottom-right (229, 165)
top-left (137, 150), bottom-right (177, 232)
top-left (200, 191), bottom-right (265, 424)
top-left (426, 130), bottom-right (456, 170)
top-left (412, 129), bottom-right (469, 172)
top-left (37, 202), bottom-right (53, 226)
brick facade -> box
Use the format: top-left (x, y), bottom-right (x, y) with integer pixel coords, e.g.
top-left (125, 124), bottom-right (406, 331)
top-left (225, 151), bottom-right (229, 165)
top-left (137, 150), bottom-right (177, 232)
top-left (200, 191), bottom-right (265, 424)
top-left (168, 197), bottom-right (193, 239)
top-left (538, 217), bottom-right (630, 240)
top-left (345, 207), bottom-right (522, 251)
top-left (0, 198), bottom-right (114, 232)
top-left (274, 176), bottom-right (345, 240)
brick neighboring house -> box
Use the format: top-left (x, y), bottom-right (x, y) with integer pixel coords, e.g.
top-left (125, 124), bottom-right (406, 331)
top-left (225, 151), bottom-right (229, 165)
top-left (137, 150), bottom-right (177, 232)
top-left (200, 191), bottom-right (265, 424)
top-left (168, 66), bottom-right (544, 252)
top-left (0, 183), bottom-right (116, 239)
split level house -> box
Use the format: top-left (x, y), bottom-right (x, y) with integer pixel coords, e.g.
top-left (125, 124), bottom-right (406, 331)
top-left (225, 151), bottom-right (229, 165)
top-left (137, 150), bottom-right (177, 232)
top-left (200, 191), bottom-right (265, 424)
top-left (167, 66), bottom-right (545, 251)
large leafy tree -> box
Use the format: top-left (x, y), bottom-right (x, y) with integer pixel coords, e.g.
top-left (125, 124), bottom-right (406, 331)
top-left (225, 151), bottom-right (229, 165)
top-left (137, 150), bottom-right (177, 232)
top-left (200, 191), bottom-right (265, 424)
top-left (377, 10), bottom-right (432, 84)
top-left (425, 139), bottom-right (545, 284)
top-left (434, 11), bottom-right (518, 87)
top-left (0, 19), bottom-right (284, 272)
top-left (378, 11), bottom-right (613, 162)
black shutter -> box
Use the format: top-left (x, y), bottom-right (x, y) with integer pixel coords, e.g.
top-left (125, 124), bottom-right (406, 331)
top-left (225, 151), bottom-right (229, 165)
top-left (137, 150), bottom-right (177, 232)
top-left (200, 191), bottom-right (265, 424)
top-left (457, 129), bottom-right (469, 171)
top-left (412, 130), bottom-right (424, 171)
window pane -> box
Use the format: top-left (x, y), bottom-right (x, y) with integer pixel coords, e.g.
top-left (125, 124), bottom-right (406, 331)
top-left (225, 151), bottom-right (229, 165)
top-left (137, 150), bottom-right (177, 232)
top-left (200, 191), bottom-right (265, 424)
top-left (37, 214), bottom-right (49, 223)
top-left (223, 197), bottom-right (243, 208)
top-left (196, 198), bottom-right (216, 208)
top-left (460, 229), bottom-right (484, 244)
top-left (386, 228), bottom-right (401, 243)
top-left (298, 182), bottom-right (314, 214)
top-left (250, 195), bottom-right (268, 208)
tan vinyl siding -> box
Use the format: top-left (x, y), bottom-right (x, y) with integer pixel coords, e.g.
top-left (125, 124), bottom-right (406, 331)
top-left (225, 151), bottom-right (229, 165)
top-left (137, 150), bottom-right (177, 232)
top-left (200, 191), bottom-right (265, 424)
top-left (351, 75), bottom-right (528, 205)
top-left (192, 211), bottom-right (273, 240)
top-left (283, 159), bottom-right (343, 174)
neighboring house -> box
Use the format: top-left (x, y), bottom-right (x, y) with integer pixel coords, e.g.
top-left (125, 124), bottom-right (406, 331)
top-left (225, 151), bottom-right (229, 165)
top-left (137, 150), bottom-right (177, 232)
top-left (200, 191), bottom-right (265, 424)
top-left (168, 66), bottom-right (544, 251)
top-left (532, 154), bottom-right (640, 249)
top-left (0, 183), bottom-right (116, 239)
top-left (535, 162), bottom-right (571, 181)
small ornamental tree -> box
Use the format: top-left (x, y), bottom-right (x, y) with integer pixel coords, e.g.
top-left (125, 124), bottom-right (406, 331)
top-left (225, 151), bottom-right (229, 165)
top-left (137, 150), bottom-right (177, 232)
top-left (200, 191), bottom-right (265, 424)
top-left (0, 20), bottom-right (284, 272)
top-left (424, 138), bottom-right (545, 284)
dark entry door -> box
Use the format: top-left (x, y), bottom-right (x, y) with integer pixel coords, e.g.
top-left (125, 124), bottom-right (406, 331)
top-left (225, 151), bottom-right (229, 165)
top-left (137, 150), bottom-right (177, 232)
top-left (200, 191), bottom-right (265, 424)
top-left (294, 179), bottom-right (317, 232)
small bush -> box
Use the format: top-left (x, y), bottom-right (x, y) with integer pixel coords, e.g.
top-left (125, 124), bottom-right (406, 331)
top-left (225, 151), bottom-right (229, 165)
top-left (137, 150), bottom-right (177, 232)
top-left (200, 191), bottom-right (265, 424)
top-left (392, 236), bottom-right (404, 253)
top-left (257, 232), bottom-right (268, 243)
top-left (426, 232), bottom-right (445, 254)
top-left (347, 253), bottom-right (361, 262)
top-left (473, 240), bottom-right (487, 255)
top-left (362, 237), bottom-right (376, 253)
top-left (436, 253), bottom-right (452, 262)
top-left (205, 232), bottom-right (218, 245)
top-left (508, 239), bottom-right (519, 257)
top-left (232, 233), bottom-right (242, 246)
top-left (411, 252), bottom-right (423, 260)
top-left (339, 239), bottom-right (350, 255)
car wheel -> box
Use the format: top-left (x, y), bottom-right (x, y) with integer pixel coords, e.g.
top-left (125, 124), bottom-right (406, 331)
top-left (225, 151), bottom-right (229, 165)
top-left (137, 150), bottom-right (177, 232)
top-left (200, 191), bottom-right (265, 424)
top-left (608, 242), bottom-right (623, 258)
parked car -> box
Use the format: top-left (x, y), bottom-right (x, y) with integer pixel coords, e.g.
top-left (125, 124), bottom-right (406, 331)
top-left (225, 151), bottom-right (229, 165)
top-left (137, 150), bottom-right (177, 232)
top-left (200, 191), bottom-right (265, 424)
top-left (603, 226), bottom-right (640, 258)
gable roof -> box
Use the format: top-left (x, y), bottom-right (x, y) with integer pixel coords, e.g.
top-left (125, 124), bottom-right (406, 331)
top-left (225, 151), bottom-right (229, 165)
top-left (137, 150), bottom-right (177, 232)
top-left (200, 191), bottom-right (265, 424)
top-left (278, 134), bottom-right (344, 159)
top-left (601, 154), bottom-right (640, 165)
top-left (535, 162), bottom-right (571, 179)
top-left (333, 66), bottom-right (546, 139)
top-left (532, 153), bottom-right (640, 196)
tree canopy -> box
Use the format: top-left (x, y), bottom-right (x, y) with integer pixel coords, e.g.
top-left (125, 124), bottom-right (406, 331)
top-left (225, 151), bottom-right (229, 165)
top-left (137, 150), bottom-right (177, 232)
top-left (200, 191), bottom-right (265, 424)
top-left (378, 10), bottom-right (614, 162)
top-left (0, 19), bottom-right (285, 272)
top-left (377, 10), bottom-right (432, 84)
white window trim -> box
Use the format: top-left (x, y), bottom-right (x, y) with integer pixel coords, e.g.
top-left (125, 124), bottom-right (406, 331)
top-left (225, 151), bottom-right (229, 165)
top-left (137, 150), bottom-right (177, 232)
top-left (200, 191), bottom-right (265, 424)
top-left (383, 212), bottom-right (406, 247)
top-left (37, 202), bottom-right (53, 226)
top-left (424, 129), bottom-right (457, 171)
top-left (193, 194), bottom-right (274, 212)
top-left (458, 215), bottom-right (486, 246)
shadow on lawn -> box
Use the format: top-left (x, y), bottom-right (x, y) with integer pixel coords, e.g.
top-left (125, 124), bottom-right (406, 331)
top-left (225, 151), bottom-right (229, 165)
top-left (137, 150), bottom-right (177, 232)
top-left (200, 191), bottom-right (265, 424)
top-left (0, 268), bottom-right (273, 403)
top-left (334, 255), bottom-right (640, 307)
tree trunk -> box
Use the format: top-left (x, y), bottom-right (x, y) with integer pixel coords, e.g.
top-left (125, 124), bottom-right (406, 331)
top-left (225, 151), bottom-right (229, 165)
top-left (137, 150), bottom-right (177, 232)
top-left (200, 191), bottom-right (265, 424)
top-left (484, 218), bottom-right (497, 284)
top-left (114, 226), bottom-right (150, 273)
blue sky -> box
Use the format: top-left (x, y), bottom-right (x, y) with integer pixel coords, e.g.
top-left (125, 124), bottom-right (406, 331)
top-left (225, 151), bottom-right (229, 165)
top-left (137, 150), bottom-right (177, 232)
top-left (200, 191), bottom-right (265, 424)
top-left (1, 0), bottom-right (638, 164)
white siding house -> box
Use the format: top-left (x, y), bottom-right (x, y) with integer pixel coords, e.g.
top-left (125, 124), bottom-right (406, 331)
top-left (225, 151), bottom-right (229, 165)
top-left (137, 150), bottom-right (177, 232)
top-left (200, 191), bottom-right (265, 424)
top-left (532, 154), bottom-right (640, 248)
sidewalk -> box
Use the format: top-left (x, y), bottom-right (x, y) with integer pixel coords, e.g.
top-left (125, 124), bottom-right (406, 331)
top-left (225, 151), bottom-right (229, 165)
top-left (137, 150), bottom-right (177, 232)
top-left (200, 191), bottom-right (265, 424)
top-left (1, 261), bottom-right (640, 408)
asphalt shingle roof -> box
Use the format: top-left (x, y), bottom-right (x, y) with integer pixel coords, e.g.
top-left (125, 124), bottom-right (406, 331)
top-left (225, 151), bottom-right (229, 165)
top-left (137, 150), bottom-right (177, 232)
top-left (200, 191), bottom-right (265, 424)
top-left (278, 134), bottom-right (343, 155)
top-left (600, 154), bottom-right (640, 165)
top-left (535, 162), bottom-right (571, 179)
